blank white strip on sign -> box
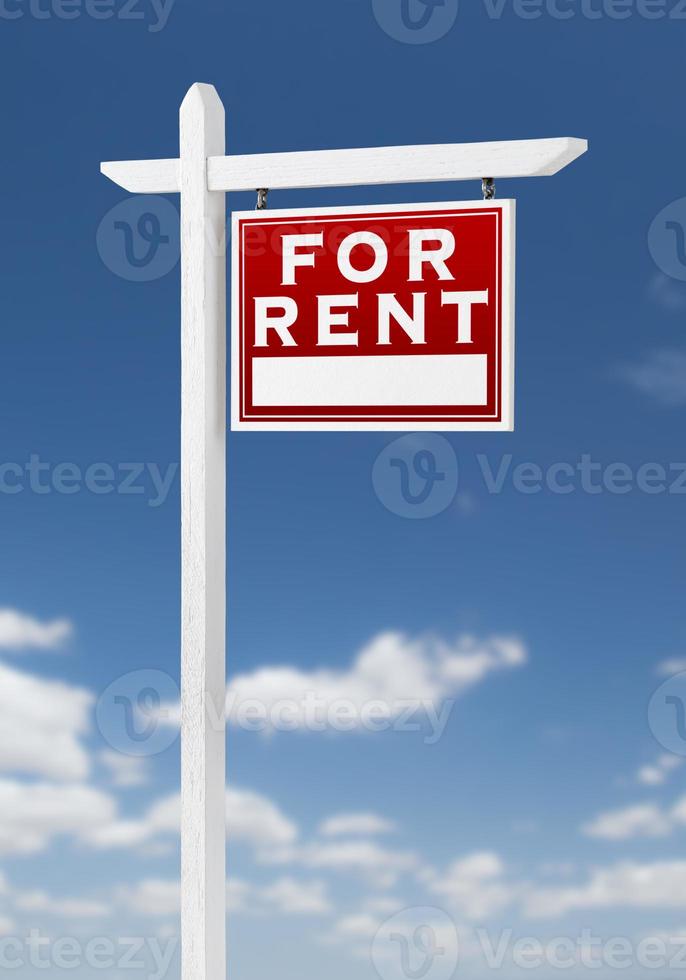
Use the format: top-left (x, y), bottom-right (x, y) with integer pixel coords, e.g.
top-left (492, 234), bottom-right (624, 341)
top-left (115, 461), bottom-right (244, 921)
top-left (252, 354), bottom-right (488, 408)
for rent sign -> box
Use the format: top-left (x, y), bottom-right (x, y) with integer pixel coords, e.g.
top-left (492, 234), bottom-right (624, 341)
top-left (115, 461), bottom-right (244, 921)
top-left (231, 200), bottom-right (515, 430)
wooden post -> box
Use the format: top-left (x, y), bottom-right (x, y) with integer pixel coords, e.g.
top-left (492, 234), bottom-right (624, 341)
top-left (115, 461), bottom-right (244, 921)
top-left (179, 83), bottom-right (226, 980)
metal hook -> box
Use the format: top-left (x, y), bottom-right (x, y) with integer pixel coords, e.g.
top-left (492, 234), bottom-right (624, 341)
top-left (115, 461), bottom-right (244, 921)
top-left (256, 188), bottom-right (269, 210)
top-left (482, 178), bottom-right (496, 201)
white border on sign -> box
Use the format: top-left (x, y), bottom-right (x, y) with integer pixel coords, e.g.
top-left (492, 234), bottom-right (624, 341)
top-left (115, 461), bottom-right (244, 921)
top-left (230, 199), bottom-right (515, 432)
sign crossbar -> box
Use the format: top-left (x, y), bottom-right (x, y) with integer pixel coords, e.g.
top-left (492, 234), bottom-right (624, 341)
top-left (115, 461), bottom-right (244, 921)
top-left (102, 135), bottom-right (587, 194)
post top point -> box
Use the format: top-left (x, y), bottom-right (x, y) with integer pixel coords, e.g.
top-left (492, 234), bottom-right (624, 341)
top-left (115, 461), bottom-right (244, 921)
top-left (180, 82), bottom-right (224, 115)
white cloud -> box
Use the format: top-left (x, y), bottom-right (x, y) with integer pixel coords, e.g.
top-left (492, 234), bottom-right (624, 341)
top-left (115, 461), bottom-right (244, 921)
top-left (427, 852), bottom-right (516, 920)
top-left (424, 851), bottom-right (686, 922)
top-left (0, 661), bottom-right (92, 781)
top-left (333, 912), bottom-right (382, 938)
top-left (98, 750), bottom-right (149, 788)
top-left (582, 794), bottom-right (686, 841)
top-left (637, 754), bottom-right (683, 787)
top-left (264, 839), bottom-right (418, 889)
top-left (0, 780), bottom-right (116, 856)
top-left (0, 873), bottom-right (12, 936)
top-left (523, 861), bottom-right (686, 918)
top-left (449, 853), bottom-right (504, 878)
top-left (582, 804), bottom-right (673, 841)
top-left (318, 813), bottom-right (396, 838)
top-left (14, 890), bottom-right (110, 919)
top-left (620, 350), bottom-right (686, 407)
top-left (0, 609), bottom-right (72, 651)
top-left (116, 879), bottom-right (180, 918)
top-left (361, 895), bottom-right (404, 915)
top-left (226, 788), bottom-right (298, 848)
top-left (84, 818), bottom-right (153, 850)
top-left (637, 766), bottom-right (667, 786)
top-left (657, 658), bottom-right (686, 677)
top-left (259, 878), bottom-right (331, 915)
top-left (86, 787), bottom-right (297, 853)
top-left (223, 632), bottom-right (526, 733)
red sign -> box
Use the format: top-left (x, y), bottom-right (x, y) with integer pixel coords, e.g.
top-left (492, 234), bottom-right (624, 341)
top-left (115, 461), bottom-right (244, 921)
top-left (231, 200), bottom-right (514, 430)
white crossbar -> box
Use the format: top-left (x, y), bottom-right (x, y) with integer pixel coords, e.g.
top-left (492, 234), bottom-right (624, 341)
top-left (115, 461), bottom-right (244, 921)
top-left (101, 136), bottom-right (586, 194)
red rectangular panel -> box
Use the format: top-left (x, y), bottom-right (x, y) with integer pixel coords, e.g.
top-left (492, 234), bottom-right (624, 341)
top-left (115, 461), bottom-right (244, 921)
top-left (231, 200), bottom-right (515, 430)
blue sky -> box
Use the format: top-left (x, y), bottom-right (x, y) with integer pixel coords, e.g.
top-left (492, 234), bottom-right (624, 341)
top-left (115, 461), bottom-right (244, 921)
top-left (2, 0), bottom-right (686, 978)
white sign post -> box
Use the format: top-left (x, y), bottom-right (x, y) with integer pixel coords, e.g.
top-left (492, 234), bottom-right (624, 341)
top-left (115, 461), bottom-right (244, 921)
top-left (101, 82), bottom-right (587, 980)
top-left (178, 85), bottom-right (226, 980)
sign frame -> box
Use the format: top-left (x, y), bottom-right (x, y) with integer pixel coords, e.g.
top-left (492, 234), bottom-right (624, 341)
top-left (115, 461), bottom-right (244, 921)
top-left (231, 198), bottom-right (516, 432)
